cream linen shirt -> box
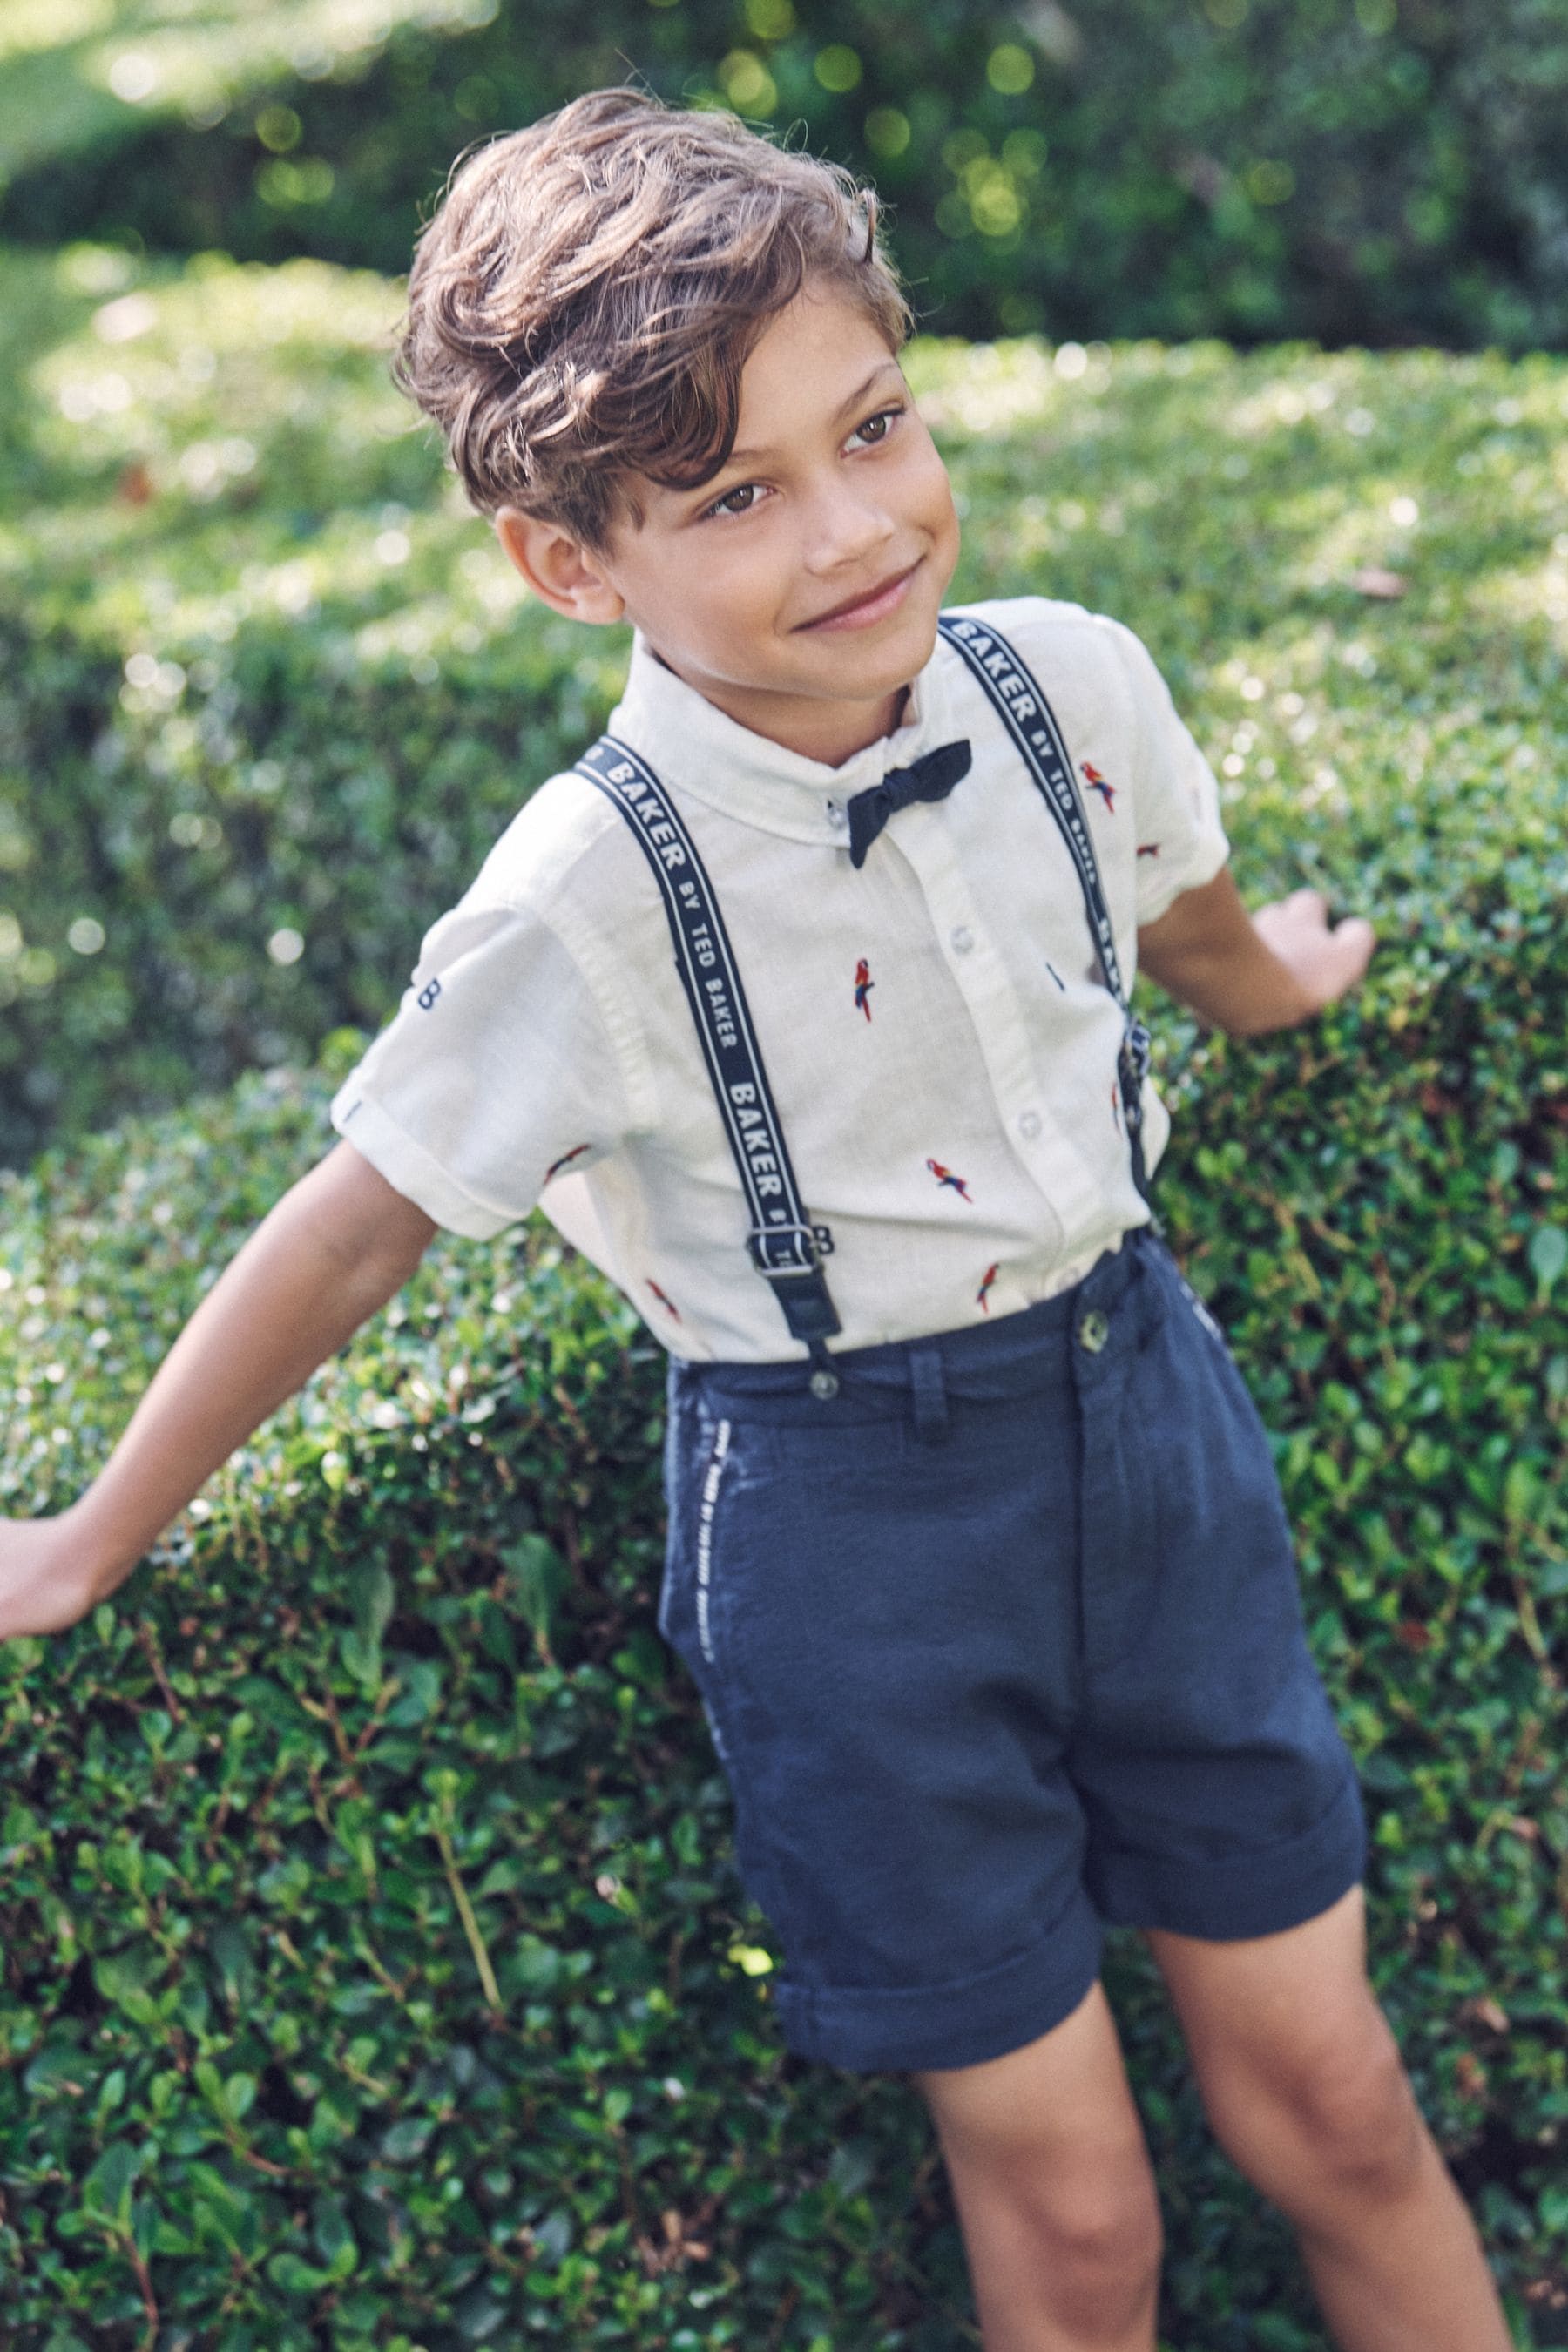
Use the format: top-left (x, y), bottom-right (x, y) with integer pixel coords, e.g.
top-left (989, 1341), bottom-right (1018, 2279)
top-left (330, 595), bottom-right (1229, 1360)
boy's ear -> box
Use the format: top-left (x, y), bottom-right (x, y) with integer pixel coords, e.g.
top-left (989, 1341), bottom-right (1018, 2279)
top-left (494, 506), bottom-right (626, 624)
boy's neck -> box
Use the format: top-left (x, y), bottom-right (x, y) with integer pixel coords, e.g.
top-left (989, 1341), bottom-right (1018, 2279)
top-left (649, 645), bottom-right (911, 768)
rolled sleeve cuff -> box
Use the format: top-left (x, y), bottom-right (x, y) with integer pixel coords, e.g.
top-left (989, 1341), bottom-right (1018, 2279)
top-left (1135, 828), bottom-right (1231, 928)
top-left (329, 1084), bottom-right (521, 1241)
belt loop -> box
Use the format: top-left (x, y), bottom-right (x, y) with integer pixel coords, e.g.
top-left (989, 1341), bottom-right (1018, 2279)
top-left (909, 1344), bottom-right (950, 1445)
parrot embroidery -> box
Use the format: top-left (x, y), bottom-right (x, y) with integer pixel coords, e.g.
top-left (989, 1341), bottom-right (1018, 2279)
top-left (647, 1281), bottom-right (682, 1321)
top-left (544, 1143), bottom-right (591, 1183)
top-left (927, 1158), bottom-right (973, 1202)
top-left (977, 1262), bottom-right (999, 1314)
top-left (854, 956), bottom-right (875, 1021)
top-left (1137, 842), bottom-right (1161, 860)
top-left (1081, 761), bottom-right (1115, 814)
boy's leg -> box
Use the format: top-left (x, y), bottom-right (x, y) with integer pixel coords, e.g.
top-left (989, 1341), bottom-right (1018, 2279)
top-left (913, 1980), bottom-right (1162, 2352)
top-left (1146, 1884), bottom-right (1512, 2352)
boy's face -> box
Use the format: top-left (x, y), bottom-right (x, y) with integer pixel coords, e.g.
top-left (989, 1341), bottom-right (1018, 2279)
top-left (496, 286), bottom-right (962, 767)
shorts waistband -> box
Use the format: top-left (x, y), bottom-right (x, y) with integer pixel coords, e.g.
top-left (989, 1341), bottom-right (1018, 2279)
top-left (670, 1226), bottom-right (1166, 1431)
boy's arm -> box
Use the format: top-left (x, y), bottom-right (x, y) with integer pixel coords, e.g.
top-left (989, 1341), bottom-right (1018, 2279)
top-left (0, 1141), bottom-right (437, 1638)
top-left (1137, 869), bottom-right (1375, 1036)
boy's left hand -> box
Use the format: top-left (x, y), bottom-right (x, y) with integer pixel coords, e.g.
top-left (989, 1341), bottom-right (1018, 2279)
top-left (1251, 886), bottom-right (1376, 1017)
top-left (1138, 870), bottom-right (1375, 1036)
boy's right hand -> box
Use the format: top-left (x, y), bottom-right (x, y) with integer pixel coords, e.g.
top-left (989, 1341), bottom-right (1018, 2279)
top-left (0, 1142), bottom-right (436, 1650)
top-left (0, 1512), bottom-right (109, 1639)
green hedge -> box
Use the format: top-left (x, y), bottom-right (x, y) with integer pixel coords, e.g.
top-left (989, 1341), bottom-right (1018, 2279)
top-left (6, 239), bottom-right (1568, 1170)
top-left (3, 0), bottom-right (1568, 351)
top-left (2, 835), bottom-right (1565, 2343)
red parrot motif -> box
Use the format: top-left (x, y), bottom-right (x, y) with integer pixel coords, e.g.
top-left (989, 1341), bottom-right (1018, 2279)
top-left (544, 1143), bottom-right (591, 1183)
top-left (1080, 761), bottom-right (1115, 814)
top-left (977, 1262), bottom-right (999, 1313)
top-left (927, 1158), bottom-right (973, 1202)
top-left (854, 956), bottom-right (875, 1021)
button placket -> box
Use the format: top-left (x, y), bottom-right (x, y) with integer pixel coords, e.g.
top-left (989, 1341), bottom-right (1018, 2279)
top-left (890, 824), bottom-right (1105, 1238)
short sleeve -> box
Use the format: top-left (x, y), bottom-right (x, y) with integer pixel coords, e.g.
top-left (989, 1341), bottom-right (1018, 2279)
top-left (1102, 619), bottom-right (1231, 925)
top-left (328, 890), bottom-right (634, 1240)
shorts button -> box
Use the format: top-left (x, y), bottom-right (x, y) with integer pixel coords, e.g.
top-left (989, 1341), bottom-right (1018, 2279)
top-left (809, 1368), bottom-right (841, 1401)
top-left (1077, 1308), bottom-right (1111, 1355)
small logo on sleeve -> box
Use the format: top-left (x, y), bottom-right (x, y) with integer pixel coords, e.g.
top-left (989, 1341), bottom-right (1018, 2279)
top-left (927, 1158), bottom-right (973, 1202)
top-left (416, 977), bottom-right (442, 1010)
top-left (854, 956), bottom-right (875, 1021)
top-left (1080, 762), bottom-right (1115, 814)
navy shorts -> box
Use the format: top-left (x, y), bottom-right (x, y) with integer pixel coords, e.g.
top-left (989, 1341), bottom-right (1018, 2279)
top-left (659, 1228), bottom-right (1366, 2076)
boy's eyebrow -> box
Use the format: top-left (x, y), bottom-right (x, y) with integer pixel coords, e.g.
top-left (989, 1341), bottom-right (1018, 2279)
top-left (720, 358), bottom-right (905, 470)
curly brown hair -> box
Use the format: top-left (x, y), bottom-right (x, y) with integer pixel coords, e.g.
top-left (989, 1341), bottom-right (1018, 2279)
top-left (395, 88), bottom-right (912, 551)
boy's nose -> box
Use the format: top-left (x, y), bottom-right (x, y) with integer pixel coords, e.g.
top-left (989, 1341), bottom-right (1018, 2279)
top-left (801, 489), bottom-right (895, 573)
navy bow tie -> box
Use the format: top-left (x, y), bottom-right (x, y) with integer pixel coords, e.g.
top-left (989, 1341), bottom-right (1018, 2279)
top-left (844, 739), bottom-right (972, 868)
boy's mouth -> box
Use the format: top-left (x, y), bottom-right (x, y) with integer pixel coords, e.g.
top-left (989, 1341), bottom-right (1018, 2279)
top-left (795, 557), bottom-right (923, 632)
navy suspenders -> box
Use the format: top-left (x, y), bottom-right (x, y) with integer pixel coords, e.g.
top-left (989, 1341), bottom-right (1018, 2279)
top-left (574, 736), bottom-right (841, 1365)
top-left (936, 615), bottom-right (1154, 1198)
top-left (576, 615), bottom-right (1152, 1370)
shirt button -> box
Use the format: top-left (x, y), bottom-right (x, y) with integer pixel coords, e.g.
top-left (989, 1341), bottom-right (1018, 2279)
top-left (1078, 1308), bottom-right (1111, 1355)
top-left (1017, 1109), bottom-right (1042, 1140)
top-left (950, 925), bottom-right (975, 954)
top-left (826, 803), bottom-right (848, 831)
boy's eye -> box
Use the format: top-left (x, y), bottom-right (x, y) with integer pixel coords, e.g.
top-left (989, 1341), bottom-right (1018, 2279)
top-left (848, 404), bottom-right (904, 449)
top-left (707, 482), bottom-right (763, 519)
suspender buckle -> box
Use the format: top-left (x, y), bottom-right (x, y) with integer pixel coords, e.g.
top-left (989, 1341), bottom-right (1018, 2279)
top-left (747, 1220), bottom-right (835, 1274)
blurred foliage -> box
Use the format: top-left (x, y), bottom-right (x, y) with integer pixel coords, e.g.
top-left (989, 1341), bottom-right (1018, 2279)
top-left (4, 241), bottom-right (1568, 1169)
top-left (2, 0), bottom-right (1568, 350)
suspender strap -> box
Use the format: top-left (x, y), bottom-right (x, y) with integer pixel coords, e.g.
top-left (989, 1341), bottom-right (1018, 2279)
top-left (576, 734), bottom-right (841, 1350)
top-left (936, 615), bottom-right (1155, 1200)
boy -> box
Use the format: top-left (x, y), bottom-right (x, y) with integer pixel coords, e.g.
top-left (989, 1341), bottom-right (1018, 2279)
top-left (0, 91), bottom-right (1511, 2352)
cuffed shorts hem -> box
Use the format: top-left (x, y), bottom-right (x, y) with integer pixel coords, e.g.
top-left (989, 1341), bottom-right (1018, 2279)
top-left (1091, 1765), bottom-right (1368, 1943)
top-left (774, 1890), bottom-right (1104, 2076)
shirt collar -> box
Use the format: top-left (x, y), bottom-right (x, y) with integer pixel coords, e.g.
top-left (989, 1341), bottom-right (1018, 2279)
top-left (605, 625), bottom-right (961, 846)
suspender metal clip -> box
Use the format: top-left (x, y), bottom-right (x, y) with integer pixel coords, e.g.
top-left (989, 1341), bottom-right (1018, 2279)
top-left (747, 1220), bottom-right (835, 1272)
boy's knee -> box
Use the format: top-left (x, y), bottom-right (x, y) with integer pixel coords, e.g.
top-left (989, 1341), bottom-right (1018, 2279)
top-left (962, 2128), bottom-right (1163, 2278)
top-left (1044, 2166), bottom-right (1165, 2284)
top-left (1209, 2013), bottom-right (1425, 2205)
top-left (1286, 2035), bottom-right (1424, 2196)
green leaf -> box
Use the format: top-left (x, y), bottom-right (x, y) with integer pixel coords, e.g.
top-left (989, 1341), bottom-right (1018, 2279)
top-left (348, 1562), bottom-right (395, 1651)
top-left (24, 2043), bottom-right (89, 2098)
top-left (266, 2249), bottom-right (335, 2296)
top-left (79, 2140), bottom-right (141, 2227)
top-left (501, 1533), bottom-right (570, 1651)
top-left (1529, 1223), bottom-right (1567, 1299)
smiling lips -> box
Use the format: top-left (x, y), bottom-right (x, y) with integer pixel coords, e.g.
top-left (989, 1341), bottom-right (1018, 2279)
top-left (797, 557), bottom-right (923, 632)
